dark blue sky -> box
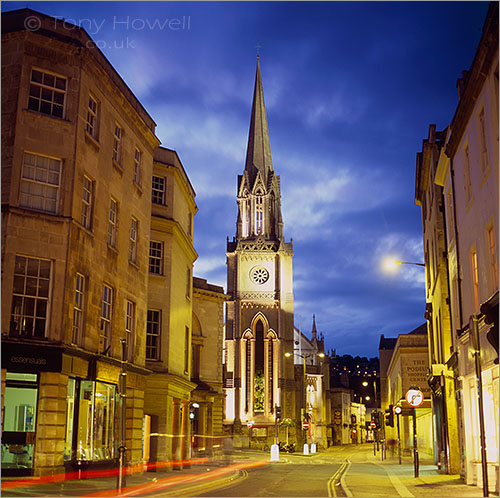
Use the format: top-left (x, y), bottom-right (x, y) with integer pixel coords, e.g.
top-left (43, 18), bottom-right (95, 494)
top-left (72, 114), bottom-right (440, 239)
top-left (3, 1), bottom-right (489, 357)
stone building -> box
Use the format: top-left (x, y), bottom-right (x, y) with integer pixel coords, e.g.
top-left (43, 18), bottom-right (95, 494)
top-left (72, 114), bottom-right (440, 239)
top-left (290, 317), bottom-right (329, 448)
top-left (1, 8), bottom-right (228, 477)
top-left (415, 125), bottom-right (461, 473)
top-left (191, 277), bottom-right (229, 456)
top-left (432, 2), bottom-right (498, 491)
top-left (143, 147), bottom-right (198, 467)
top-left (223, 58), bottom-right (298, 443)
top-left (379, 324), bottom-right (433, 457)
top-left (1, 9), bottom-right (159, 475)
top-left (329, 387), bottom-right (352, 445)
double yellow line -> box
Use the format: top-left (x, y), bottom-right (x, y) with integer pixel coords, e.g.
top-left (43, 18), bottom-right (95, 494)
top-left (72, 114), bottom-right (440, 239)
top-left (327, 458), bottom-right (350, 497)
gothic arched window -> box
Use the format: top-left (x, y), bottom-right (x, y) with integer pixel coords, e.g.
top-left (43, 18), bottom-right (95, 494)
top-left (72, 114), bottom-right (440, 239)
top-left (255, 193), bottom-right (263, 235)
top-left (254, 320), bottom-right (265, 412)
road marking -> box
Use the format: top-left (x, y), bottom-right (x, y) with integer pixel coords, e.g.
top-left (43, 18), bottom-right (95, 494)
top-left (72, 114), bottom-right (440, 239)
top-left (327, 459), bottom-right (349, 497)
top-left (340, 459), bottom-right (353, 497)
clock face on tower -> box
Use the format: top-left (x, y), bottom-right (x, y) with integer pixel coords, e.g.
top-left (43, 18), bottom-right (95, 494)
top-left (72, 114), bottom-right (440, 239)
top-left (250, 266), bottom-right (269, 284)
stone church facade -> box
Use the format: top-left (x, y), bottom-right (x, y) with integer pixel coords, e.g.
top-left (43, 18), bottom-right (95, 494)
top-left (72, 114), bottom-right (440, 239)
top-left (223, 59), bottom-right (299, 442)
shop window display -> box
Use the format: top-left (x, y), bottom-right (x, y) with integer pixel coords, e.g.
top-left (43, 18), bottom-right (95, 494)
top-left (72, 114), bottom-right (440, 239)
top-left (64, 379), bottom-right (120, 462)
top-left (1, 373), bottom-right (38, 473)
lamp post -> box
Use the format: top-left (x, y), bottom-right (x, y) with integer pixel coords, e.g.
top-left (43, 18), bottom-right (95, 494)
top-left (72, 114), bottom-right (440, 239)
top-left (285, 351), bottom-right (325, 450)
top-left (381, 257), bottom-right (425, 273)
top-left (471, 315), bottom-right (489, 497)
top-left (117, 339), bottom-right (127, 492)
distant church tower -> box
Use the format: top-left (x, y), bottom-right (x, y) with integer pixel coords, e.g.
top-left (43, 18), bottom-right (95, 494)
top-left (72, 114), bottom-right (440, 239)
top-left (224, 58), bottom-right (296, 434)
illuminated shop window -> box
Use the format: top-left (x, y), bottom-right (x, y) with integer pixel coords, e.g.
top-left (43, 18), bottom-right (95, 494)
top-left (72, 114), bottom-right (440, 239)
top-left (68, 380), bottom-right (120, 461)
top-left (1, 373), bottom-right (38, 472)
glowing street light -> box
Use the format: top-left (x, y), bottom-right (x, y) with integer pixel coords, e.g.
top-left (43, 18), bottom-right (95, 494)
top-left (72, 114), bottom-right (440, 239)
top-left (382, 257), bottom-right (425, 274)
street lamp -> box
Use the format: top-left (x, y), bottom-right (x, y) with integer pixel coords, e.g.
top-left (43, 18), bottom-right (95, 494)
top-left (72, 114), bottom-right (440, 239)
top-left (382, 257), bottom-right (425, 273)
top-left (285, 351), bottom-right (325, 450)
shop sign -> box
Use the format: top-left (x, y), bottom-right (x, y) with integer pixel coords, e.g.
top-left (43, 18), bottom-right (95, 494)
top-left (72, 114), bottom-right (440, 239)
top-left (2, 342), bottom-right (63, 372)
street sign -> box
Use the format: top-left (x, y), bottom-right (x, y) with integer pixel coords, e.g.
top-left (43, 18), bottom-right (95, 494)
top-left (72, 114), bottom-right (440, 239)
top-left (405, 388), bottom-right (424, 408)
top-left (394, 405), bottom-right (402, 415)
top-left (247, 421), bottom-right (253, 428)
top-left (370, 421), bottom-right (376, 429)
top-left (302, 421), bottom-right (310, 430)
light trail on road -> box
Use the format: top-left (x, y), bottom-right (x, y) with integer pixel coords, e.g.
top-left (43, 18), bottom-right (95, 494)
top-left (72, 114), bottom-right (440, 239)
top-left (83, 460), bottom-right (268, 497)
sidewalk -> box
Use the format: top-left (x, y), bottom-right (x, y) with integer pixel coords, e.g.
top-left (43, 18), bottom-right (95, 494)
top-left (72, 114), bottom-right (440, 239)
top-left (340, 444), bottom-right (484, 498)
top-left (1, 455), bottom-right (254, 497)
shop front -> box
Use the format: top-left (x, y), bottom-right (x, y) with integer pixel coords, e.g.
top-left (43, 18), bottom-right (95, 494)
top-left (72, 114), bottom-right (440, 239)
top-left (1, 340), bottom-right (63, 476)
top-left (1, 341), bottom-right (133, 476)
top-left (64, 378), bottom-right (121, 465)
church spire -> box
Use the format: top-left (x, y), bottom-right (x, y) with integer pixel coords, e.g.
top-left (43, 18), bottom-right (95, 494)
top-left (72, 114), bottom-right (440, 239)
top-left (244, 57), bottom-right (273, 184)
top-left (312, 314), bottom-right (317, 341)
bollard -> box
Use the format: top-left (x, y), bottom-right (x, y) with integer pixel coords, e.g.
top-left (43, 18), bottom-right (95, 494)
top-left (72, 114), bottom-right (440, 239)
top-left (270, 444), bottom-right (280, 462)
top-left (303, 443), bottom-right (309, 455)
top-left (311, 443), bottom-right (317, 454)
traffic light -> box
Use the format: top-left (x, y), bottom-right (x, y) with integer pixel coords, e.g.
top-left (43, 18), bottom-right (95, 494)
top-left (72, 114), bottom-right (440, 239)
top-left (189, 402), bottom-right (199, 420)
top-left (385, 404), bottom-right (394, 427)
top-left (275, 405), bottom-right (282, 420)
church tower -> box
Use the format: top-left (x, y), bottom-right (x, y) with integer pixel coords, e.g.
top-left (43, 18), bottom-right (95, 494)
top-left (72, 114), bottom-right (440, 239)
top-left (224, 58), bottom-right (296, 436)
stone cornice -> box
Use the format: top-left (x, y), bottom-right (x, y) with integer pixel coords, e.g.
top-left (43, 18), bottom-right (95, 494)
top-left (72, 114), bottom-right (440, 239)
top-left (151, 216), bottom-right (198, 262)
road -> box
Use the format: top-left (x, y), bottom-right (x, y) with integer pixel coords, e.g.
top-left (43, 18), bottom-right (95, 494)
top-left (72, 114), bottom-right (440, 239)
top-left (195, 460), bottom-right (343, 497)
top-left (1, 445), bottom-right (485, 497)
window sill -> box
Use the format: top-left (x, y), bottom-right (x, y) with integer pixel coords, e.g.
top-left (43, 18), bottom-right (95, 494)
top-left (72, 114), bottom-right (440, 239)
top-left (149, 272), bottom-right (165, 277)
top-left (85, 131), bottom-right (100, 150)
top-left (464, 197), bottom-right (474, 214)
top-left (479, 167), bottom-right (490, 188)
top-left (112, 159), bottom-right (124, 175)
top-left (129, 260), bottom-right (139, 270)
top-left (23, 108), bottom-right (71, 125)
top-left (134, 181), bottom-right (143, 196)
top-left (107, 244), bottom-right (119, 255)
top-left (77, 223), bottom-right (94, 237)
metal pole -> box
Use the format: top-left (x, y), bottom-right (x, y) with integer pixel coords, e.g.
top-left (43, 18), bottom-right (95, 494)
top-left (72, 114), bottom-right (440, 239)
top-left (473, 315), bottom-right (489, 497)
top-left (274, 404), bottom-right (278, 445)
top-left (413, 408), bottom-right (419, 478)
top-left (397, 413), bottom-right (401, 465)
top-left (440, 373), bottom-right (451, 474)
top-left (303, 356), bottom-right (307, 447)
top-left (381, 419), bottom-right (385, 461)
top-left (117, 339), bottom-right (127, 492)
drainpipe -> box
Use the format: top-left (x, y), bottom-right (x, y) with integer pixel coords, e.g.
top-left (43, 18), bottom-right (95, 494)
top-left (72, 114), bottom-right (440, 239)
top-left (439, 186), bottom-right (452, 474)
top-left (449, 160), bottom-right (464, 330)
